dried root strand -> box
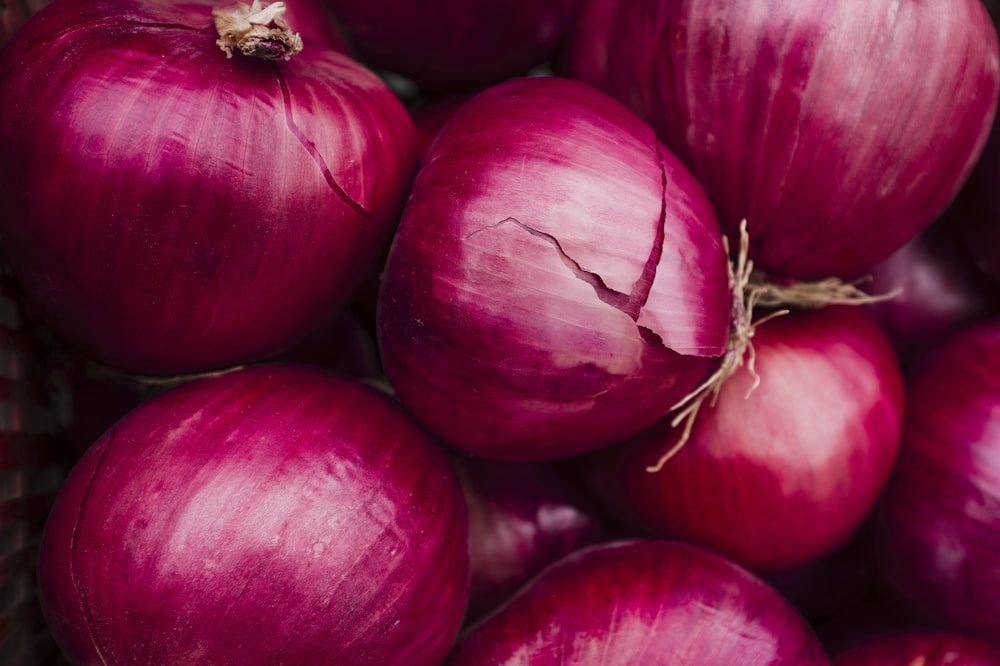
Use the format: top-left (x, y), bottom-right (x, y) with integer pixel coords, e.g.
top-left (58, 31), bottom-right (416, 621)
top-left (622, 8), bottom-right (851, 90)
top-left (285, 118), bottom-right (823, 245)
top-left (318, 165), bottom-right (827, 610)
top-left (645, 220), bottom-right (899, 474)
top-left (213, 1), bottom-right (303, 61)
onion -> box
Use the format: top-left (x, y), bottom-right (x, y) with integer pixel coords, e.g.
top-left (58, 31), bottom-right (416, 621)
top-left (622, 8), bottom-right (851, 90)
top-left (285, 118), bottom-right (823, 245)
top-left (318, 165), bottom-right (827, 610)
top-left (321, 0), bottom-right (583, 94)
top-left (37, 364), bottom-right (469, 665)
top-left (377, 75), bottom-right (732, 461)
top-left (611, 306), bottom-right (904, 572)
top-left (448, 540), bottom-right (831, 665)
top-left (456, 456), bottom-right (612, 623)
top-left (566, 0), bottom-right (1000, 279)
top-left (0, 0), bottom-right (50, 43)
top-left (0, 0), bottom-right (418, 375)
top-left (873, 319), bottom-right (1000, 644)
top-left (833, 630), bottom-right (1000, 666)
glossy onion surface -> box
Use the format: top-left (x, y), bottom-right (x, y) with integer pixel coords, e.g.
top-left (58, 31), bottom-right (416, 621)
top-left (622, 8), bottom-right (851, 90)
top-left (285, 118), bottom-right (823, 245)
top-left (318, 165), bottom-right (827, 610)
top-left (0, 0), bottom-right (417, 375)
top-left (620, 307), bottom-right (905, 571)
top-left (37, 364), bottom-right (469, 665)
top-left (378, 76), bottom-right (731, 461)
top-left (448, 540), bottom-right (831, 665)
top-left (875, 320), bottom-right (1000, 644)
top-left (569, 0), bottom-right (1000, 279)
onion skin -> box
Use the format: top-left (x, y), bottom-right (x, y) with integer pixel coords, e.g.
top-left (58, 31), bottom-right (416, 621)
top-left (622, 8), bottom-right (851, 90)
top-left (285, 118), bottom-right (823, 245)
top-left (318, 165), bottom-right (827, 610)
top-left (0, 0), bottom-right (417, 375)
top-left (37, 364), bottom-right (469, 665)
top-left (322, 0), bottom-right (583, 94)
top-left (448, 540), bottom-right (831, 665)
top-left (833, 630), bottom-right (1000, 666)
top-left (874, 320), bottom-right (1000, 644)
top-left (377, 76), bottom-right (731, 461)
top-left (570, 0), bottom-right (1000, 279)
top-left (618, 307), bottom-right (904, 572)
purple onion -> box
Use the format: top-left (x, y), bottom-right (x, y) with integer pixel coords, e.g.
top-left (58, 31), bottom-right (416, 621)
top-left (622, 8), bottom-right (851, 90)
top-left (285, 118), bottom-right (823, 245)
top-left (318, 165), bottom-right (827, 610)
top-left (0, 0), bottom-right (417, 375)
top-left (37, 364), bottom-right (469, 665)
top-left (448, 540), bottom-right (831, 665)
top-left (874, 320), bottom-right (1000, 645)
top-left (377, 75), bottom-right (731, 461)
top-left (567, 0), bottom-right (1000, 279)
top-left (834, 630), bottom-right (1000, 666)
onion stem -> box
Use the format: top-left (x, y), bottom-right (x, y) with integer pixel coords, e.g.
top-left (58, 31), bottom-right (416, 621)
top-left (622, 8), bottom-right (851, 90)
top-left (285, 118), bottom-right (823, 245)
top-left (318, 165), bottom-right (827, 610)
top-left (213, 1), bottom-right (303, 61)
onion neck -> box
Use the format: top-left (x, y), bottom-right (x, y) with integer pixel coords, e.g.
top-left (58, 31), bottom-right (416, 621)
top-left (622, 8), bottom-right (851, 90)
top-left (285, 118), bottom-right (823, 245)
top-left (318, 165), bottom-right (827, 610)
top-left (213, 1), bottom-right (303, 61)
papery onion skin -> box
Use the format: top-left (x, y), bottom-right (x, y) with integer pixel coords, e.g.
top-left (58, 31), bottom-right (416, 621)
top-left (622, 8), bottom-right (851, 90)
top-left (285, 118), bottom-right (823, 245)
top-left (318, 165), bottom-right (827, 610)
top-left (448, 540), bottom-right (831, 665)
top-left (377, 76), bottom-right (731, 461)
top-left (618, 307), bottom-right (904, 572)
top-left (568, 0), bottom-right (1000, 279)
top-left (874, 320), bottom-right (1000, 644)
top-left (322, 0), bottom-right (583, 94)
top-left (37, 364), bottom-right (469, 665)
top-left (0, 0), bottom-right (417, 375)
top-left (833, 630), bottom-right (1000, 666)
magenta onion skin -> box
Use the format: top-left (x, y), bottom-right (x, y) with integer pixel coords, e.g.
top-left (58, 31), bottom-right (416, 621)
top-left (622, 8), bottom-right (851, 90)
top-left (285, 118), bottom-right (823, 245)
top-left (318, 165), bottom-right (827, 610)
top-left (833, 630), bottom-right (1000, 666)
top-left (448, 540), bottom-right (830, 665)
top-left (457, 457), bottom-right (611, 622)
top-left (323, 0), bottom-right (582, 93)
top-left (377, 76), bottom-right (731, 461)
top-left (0, 0), bottom-right (417, 375)
top-left (570, 0), bottom-right (1000, 279)
top-left (37, 364), bottom-right (469, 665)
top-left (874, 320), bottom-right (1000, 644)
top-left (617, 307), bottom-right (904, 572)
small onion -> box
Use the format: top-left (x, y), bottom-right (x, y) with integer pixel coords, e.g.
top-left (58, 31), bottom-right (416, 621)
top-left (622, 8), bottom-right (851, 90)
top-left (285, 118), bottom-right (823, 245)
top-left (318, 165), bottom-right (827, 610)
top-left (322, 0), bottom-right (583, 94)
top-left (448, 540), bottom-right (831, 665)
top-left (614, 307), bottom-right (904, 572)
top-left (874, 320), bottom-right (1000, 644)
top-left (377, 75), bottom-right (731, 461)
top-left (567, 0), bottom-right (1000, 279)
top-left (37, 364), bottom-right (469, 665)
top-left (833, 630), bottom-right (1000, 666)
top-left (0, 0), bottom-right (417, 375)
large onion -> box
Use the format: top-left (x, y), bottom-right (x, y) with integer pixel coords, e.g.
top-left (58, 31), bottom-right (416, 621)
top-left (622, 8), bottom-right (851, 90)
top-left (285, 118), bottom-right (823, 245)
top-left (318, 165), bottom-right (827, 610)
top-left (37, 364), bottom-right (469, 665)
top-left (448, 540), bottom-right (831, 665)
top-left (377, 75), bottom-right (731, 461)
top-left (0, 0), bottom-right (417, 375)
top-left (612, 306), bottom-right (904, 572)
top-left (567, 0), bottom-right (1000, 279)
top-left (874, 319), bottom-right (1000, 644)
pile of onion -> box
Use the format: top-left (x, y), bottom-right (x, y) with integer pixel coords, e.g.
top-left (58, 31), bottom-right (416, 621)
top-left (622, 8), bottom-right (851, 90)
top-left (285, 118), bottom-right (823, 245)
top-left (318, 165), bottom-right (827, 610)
top-left (0, 0), bottom-right (417, 375)
top-left (37, 364), bottom-right (469, 665)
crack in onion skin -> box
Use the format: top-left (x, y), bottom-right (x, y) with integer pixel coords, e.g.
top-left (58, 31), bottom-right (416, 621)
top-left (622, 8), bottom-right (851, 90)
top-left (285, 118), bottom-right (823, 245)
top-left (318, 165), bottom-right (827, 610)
top-left (616, 306), bottom-right (905, 573)
top-left (0, 0), bottom-right (417, 375)
top-left (377, 76), bottom-right (731, 461)
top-left (447, 540), bottom-right (831, 665)
top-left (37, 364), bottom-right (470, 665)
top-left (874, 320), bottom-right (1000, 645)
top-left (567, 0), bottom-right (1000, 279)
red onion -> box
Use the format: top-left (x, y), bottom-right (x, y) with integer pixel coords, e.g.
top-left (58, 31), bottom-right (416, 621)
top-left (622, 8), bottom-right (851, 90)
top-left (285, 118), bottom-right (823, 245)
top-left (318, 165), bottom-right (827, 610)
top-left (456, 456), bottom-right (612, 622)
top-left (37, 364), bottom-right (469, 665)
top-left (0, 0), bottom-right (417, 376)
top-left (448, 540), bottom-right (831, 665)
top-left (614, 306), bottom-right (904, 572)
top-left (874, 319), bottom-right (1000, 644)
top-left (834, 630), bottom-right (1000, 666)
top-left (377, 75), bottom-right (732, 461)
top-left (322, 0), bottom-right (583, 94)
top-left (567, 0), bottom-right (1000, 279)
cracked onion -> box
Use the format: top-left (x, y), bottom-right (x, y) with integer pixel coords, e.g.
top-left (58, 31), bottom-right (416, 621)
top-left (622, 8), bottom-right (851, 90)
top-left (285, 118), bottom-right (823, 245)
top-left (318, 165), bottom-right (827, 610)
top-left (0, 0), bottom-right (417, 375)
top-left (377, 75), bottom-right (731, 461)
top-left (37, 364), bottom-right (469, 665)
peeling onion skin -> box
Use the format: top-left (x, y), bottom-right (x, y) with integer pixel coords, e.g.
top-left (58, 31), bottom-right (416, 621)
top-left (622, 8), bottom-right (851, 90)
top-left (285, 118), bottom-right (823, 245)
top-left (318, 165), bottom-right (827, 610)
top-left (447, 540), bottom-right (831, 666)
top-left (37, 364), bottom-right (469, 666)
top-left (618, 307), bottom-right (905, 572)
top-left (377, 76), bottom-right (731, 461)
top-left (568, 0), bottom-right (1000, 279)
top-left (0, 0), bottom-right (418, 375)
top-left (833, 630), bottom-right (1000, 666)
top-left (874, 321), bottom-right (1000, 645)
